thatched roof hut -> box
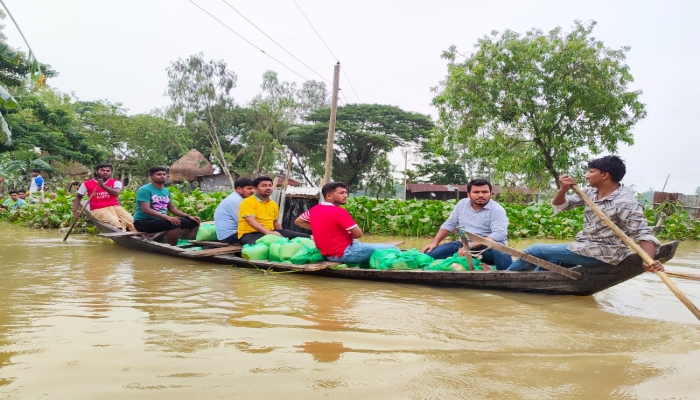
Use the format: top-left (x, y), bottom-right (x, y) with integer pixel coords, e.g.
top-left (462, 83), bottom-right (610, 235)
top-left (169, 149), bottom-right (214, 182)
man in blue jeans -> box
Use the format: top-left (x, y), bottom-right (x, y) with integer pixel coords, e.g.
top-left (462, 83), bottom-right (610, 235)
top-left (295, 182), bottom-right (398, 264)
top-left (420, 178), bottom-right (512, 270)
top-left (507, 155), bottom-right (664, 272)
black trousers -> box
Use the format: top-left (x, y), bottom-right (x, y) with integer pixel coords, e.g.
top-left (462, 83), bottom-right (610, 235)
top-left (134, 217), bottom-right (199, 233)
top-left (239, 229), bottom-right (310, 245)
top-left (220, 233), bottom-right (240, 244)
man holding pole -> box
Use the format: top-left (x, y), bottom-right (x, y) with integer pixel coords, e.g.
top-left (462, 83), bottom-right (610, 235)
top-left (73, 164), bottom-right (134, 232)
top-left (507, 155), bottom-right (663, 272)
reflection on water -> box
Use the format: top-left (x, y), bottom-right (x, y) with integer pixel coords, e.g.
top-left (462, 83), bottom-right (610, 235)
top-left (1, 223), bottom-right (699, 399)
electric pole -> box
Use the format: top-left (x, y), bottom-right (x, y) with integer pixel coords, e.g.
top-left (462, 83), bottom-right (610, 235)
top-left (322, 62), bottom-right (340, 185)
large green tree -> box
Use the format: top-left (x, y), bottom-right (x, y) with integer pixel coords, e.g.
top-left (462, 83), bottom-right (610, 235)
top-left (77, 101), bottom-right (192, 177)
top-left (167, 54), bottom-right (238, 186)
top-left (297, 104), bottom-right (434, 190)
top-left (432, 21), bottom-right (646, 188)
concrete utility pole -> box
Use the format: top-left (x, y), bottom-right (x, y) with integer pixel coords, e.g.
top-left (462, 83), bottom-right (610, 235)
top-left (322, 62), bottom-right (341, 185)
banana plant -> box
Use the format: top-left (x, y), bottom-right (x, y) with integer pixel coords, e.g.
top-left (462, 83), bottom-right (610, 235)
top-left (0, 38), bottom-right (44, 145)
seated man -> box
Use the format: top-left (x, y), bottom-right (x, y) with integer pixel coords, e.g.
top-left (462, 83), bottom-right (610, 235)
top-left (507, 156), bottom-right (663, 272)
top-left (72, 164), bottom-right (135, 231)
top-left (237, 176), bottom-right (309, 245)
top-left (295, 182), bottom-right (398, 264)
top-left (1, 191), bottom-right (27, 210)
top-left (214, 178), bottom-right (255, 244)
top-left (17, 190), bottom-right (27, 201)
top-left (421, 178), bottom-right (512, 270)
top-left (132, 166), bottom-right (201, 246)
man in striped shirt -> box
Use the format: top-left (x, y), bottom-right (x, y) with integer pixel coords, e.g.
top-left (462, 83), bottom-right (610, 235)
top-left (507, 155), bottom-right (663, 272)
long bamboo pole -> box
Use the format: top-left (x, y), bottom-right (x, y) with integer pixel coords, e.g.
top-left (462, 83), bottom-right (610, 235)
top-left (571, 185), bottom-right (700, 320)
top-left (63, 189), bottom-right (97, 241)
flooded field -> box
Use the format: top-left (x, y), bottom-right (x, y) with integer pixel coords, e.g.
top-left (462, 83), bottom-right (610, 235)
top-left (1, 224), bottom-right (699, 399)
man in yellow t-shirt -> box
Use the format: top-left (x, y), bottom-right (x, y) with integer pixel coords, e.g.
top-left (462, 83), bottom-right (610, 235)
top-left (237, 176), bottom-right (310, 245)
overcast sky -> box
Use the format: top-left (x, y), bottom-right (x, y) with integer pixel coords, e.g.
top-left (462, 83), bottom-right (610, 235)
top-left (5, 0), bottom-right (699, 193)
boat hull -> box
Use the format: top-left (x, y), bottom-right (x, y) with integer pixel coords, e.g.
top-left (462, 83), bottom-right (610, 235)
top-left (90, 215), bottom-right (679, 296)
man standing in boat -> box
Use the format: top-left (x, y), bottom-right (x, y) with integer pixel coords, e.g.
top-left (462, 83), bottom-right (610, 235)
top-left (295, 182), bottom-right (399, 264)
top-left (237, 176), bottom-right (310, 245)
top-left (421, 178), bottom-right (513, 270)
top-left (507, 155), bottom-right (664, 272)
top-left (72, 164), bottom-right (135, 232)
top-left (132, 166), bottom-right (201, 246)
top-left (213, 177), bottom-right (255, 244)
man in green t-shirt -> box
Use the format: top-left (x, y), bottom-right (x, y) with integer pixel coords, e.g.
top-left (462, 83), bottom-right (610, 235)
top-left (1, 191), bottom-right (27, 210)
top-left (132, 166), bottom-right (201, 245)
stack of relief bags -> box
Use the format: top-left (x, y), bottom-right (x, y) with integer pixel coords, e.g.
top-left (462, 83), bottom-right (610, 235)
top-left (241, 234), bottom-right (324, 265)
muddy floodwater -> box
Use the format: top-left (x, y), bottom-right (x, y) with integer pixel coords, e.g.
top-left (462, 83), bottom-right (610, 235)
top-left (1, 224), bottom-right (699, 399)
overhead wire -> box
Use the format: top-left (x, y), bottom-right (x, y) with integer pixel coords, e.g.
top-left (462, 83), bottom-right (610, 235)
top-left (189, 0), bottom-right (310, 81)
top-left (292, 0), bottom-right (362, 102)
top-left (221, 0), bottom-right (332, 85)
top-left (0, 0), bottom-right (35, 58)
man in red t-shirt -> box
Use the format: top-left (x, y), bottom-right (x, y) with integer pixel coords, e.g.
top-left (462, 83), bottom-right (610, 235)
top-left (72, 163), bottom-right (134, 231)
top-left (295, 182), bottom-right (398, 264)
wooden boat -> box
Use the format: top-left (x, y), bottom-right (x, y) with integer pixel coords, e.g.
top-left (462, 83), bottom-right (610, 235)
top-left (88, 215), bottom-right (679, 296)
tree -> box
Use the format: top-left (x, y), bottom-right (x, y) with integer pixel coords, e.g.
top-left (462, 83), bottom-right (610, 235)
top-left (411, 161), bottom-right (467, 185)
top-left (696, 187), bottom-right (700, 196)
top-left (3, 89), bottom-right (104, 166)
top-left (297, 104), bottom-right (434, 190)
top-left (77, 101), bottom-right (193, 178)
top-left (167, 54), bottom-right (238, 187)
top-left (0, 9), bottom-right (46, 146)
top-left (432, 21), bottom-right (646, 188)
top-left (362, 153), bottom-right (397, 199)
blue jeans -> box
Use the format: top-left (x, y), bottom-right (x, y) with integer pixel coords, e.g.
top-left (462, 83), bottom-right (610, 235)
top-left (326, 240), bottom-right (399, 264)
top-left (425, 240), bottom-right (513, 271)
top-left (506, 244), bottom-right (601, 271)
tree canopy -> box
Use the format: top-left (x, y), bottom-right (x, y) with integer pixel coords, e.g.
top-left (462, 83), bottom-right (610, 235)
top-left (296, 103), bottom-right (434, 190)
top-left (432, 20), bottom-right (646, 188)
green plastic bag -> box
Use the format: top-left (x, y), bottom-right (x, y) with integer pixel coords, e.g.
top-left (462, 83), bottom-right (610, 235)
top-left (425, 254), bottom-right (486, 271)
top-left (401, 248), bottom-right (434, 268)
top-left (268, 238), bottom-right (290, 262)
top-left (290, 237), bottom-right (315, 247)
top-left (289, 244), bottom-right (324, 265)
top-left (279, 242), bottom-right (303, 261)
top-left (256, 234), bottom-right (285, 246)
top-left (242, 243), bottom-right (269, 261)
top-left (369, 248), bottom-right (402, 269)
top-left (195, 223), bottom-right (218, 241)
top-left (369, 248), bottom-right (421, 270)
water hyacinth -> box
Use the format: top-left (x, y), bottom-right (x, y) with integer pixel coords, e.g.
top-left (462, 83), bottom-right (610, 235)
top-left (1, 190), bottom-right (697, 240)
top-left (343, 197), bottom-right (585, 239)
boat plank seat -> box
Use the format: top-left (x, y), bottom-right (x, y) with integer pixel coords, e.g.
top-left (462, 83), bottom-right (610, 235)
top-left (99, 231), bottom-right (144, 238)
top-left (181, 245), bottom-right (243, 258)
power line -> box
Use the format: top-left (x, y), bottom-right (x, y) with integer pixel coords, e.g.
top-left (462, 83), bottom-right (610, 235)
top-left (340, 66), bottom-right (360, 103)
top-left (189, 0), bottom-right (309, 81)
top-left (292, 0), bottom-right (362, 102)
top-left (221, 0), bottom-right (331, 85)
top-left (292, 0), bottom-right (338, 61)
top-left (339, 88), bottom-right (349, 104)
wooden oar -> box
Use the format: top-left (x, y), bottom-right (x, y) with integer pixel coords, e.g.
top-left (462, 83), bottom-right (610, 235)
top-left (460, 235), bottom-right (476, 270)
top-left (571, 184), bottom-right (700, 320)
top-left (465, 232), bottom-right (581, 280)
top-left (63, 190), bottom-right (97, 242)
